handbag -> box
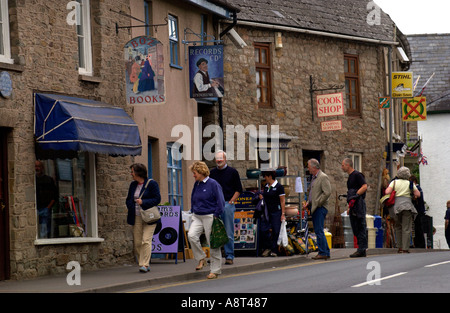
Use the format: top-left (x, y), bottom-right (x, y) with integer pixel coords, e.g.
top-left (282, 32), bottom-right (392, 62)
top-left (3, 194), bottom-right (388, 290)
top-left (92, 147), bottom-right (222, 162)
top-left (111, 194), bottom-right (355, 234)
top-left (385, 181), bottom-right (396, 207)
top-left (210, 217), bottom-right (229, 249)
top-left (139, 179), bottom-right (161, 224)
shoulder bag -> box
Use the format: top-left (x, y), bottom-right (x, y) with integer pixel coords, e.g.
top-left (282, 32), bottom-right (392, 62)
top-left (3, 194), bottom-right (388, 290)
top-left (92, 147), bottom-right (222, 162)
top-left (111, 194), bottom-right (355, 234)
top-left (385, 181), bottom-right (396, 208)
top-left (139, 179), bottom-right (161, 224)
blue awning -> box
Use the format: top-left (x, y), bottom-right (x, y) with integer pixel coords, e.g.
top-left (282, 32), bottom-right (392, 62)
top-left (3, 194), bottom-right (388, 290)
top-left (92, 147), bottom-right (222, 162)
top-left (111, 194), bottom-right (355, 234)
top-left (34, 93), bottom-right (142, 157)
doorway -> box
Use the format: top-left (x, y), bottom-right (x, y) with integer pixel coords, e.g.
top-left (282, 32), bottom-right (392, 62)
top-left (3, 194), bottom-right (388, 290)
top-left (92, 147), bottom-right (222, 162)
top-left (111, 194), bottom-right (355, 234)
top-left (0, 128), bottom-right (10, 280)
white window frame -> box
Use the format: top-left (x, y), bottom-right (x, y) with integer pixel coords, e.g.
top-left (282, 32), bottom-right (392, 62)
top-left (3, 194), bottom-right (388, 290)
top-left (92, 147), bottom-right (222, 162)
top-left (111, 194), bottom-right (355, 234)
top-left (348, 152), bottom-right (363, 172)
top-left (34, 153), bottom-right (103, 245)
top-left (0, 0), bottom-right (13, 64)
top-left (77, 0), bottom-right (93, 76)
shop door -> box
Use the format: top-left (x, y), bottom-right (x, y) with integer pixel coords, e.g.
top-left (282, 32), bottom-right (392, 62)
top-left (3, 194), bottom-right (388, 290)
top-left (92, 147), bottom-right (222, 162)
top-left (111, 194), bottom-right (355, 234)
top-left (0, 128), bottom-right (10, 280)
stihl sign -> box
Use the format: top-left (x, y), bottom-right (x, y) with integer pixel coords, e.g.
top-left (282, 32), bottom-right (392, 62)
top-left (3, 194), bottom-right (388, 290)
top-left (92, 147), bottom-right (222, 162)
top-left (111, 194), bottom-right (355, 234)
top-left (317, 93), bottom-right (344, 118)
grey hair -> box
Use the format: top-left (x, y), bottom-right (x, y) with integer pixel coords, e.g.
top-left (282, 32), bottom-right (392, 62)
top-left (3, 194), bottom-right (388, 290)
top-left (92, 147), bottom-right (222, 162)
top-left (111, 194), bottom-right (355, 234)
top-left (215, 150), bottom-right (227, 159)
top-left (396, 166), bottom-right (411, 180)
top-left (343, 158), bottom-right (353, 167)
top-left (308, 158), bottom-right (320, 169)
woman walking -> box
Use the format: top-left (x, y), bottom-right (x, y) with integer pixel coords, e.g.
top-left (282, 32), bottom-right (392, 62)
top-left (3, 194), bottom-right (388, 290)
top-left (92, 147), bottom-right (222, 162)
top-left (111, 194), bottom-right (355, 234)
top-left (188, 161), bottom-right (225, 279)
top-left (385, 167), bottom-right (420, 253)
top-left (126, 163), bottom-right (161, 273)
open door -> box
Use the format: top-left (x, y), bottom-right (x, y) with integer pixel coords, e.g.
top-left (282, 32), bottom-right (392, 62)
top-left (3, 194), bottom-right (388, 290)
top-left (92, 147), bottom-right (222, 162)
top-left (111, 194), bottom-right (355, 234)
top-left (0, 128), bottom-right (10, 280)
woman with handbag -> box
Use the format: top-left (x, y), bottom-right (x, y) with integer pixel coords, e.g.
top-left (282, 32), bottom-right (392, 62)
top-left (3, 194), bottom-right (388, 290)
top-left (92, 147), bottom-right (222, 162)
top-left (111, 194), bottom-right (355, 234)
top-left (126, 163), bottom-right (161, 273)
top-left (188, 161), bottom-right (225, 279)
top-left (384, 167), bottom-right (420, 253)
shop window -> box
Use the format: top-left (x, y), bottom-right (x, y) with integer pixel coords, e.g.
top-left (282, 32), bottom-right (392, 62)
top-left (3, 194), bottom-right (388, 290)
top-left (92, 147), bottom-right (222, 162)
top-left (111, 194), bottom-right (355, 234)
top-left (0, 0), bottom-right (13, 64)
top-left (344, 54), bottom-right (361, 115)
top-left (77, 0), bottom-right (93, 76)
top-left (35, 152), bottom-right (96, 240)
top-left (168, 14), bottom-right (181, 68)
top-left (255, 43), bottom-right (272, 107)
top-left (144, 1), bottom-right (153, 37)
top-left (167, 143), bottom-right (183, 209)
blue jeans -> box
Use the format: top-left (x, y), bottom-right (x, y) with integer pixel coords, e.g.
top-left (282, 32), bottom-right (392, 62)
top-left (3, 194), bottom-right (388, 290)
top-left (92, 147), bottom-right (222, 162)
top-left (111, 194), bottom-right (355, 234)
top-left (312, 206), bottom-right (330, 256)
top-left (220, 202), bottom-right (236, 260)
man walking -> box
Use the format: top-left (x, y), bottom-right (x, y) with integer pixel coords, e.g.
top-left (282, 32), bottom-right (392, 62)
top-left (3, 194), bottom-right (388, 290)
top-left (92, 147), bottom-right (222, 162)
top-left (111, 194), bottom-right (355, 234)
top-left (210, 150), bottom-right (243, 264)
top-left (303, 159), bottom-right (332, 260)
top-left (341, 158), bottom-right (368, 257)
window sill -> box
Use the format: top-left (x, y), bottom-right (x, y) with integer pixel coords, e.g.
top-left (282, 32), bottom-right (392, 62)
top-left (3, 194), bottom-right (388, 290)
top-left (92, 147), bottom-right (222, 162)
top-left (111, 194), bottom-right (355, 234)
top-left (34, 237), bottom-right (105, 246)
top-left (0, 62), bottom-right (24, 72)
top-left (79, 75), bottom-right (102, 83)
top-left (170, 63), bottom-right (183, 70)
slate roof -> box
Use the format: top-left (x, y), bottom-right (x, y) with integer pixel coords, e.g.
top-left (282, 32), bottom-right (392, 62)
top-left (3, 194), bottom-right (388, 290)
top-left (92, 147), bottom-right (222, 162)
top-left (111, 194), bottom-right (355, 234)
top-left (227, 0), bottom-right (401, 43)
top-left (407, 34), bottom-right (450, 112)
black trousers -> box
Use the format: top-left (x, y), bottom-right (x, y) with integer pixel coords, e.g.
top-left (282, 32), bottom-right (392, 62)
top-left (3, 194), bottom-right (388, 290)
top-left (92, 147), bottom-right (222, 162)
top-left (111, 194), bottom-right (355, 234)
top-left (350, 215), bottom-right (367, 251)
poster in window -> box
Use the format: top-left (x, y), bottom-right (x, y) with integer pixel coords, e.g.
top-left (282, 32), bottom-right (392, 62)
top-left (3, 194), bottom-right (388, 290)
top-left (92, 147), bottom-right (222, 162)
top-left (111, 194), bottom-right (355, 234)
top-left (124, 36), bottom-right (165, 105)
top-left (189, 45), bottom-right (224, 98)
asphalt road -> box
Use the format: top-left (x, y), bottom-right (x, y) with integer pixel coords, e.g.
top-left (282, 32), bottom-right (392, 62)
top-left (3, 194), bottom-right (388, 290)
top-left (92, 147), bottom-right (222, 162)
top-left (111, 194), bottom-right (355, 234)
top-left (130, 251), bottom-right (450, 293)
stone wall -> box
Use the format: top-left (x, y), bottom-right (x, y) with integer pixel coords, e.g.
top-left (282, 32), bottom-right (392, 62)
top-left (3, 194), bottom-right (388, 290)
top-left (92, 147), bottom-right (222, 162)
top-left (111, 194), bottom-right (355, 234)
top-left (0, 0), bottom-right (137, 279)
top-left (211, 26), bottom-right (387, 220)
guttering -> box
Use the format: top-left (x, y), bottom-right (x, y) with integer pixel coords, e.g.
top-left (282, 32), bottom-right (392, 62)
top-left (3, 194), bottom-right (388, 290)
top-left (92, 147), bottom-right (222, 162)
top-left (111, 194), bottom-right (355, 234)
top-left (235, 20), bottom-right (399, 46)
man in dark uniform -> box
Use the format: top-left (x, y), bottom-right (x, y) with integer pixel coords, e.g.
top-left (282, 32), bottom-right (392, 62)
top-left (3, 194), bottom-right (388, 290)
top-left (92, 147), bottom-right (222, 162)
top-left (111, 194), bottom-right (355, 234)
top-left (342, 158), bottom-right (368, 257)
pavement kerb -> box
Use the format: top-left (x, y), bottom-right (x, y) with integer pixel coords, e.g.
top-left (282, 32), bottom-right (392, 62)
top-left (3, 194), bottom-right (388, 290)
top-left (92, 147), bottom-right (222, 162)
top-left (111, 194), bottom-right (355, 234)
top-left (81, 248), bottom-right (408, 293)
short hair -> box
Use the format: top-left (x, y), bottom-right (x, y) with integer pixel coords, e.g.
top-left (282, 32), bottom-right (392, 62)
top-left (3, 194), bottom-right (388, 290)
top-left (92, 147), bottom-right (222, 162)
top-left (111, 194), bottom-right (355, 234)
top-left (215, 150), bottom-right (227, 160)
top-left (130, 163), bottom-right (148, 179)
top-left (396, 166), bottom-right (411, 180)
top-left (189, 161), bottom-right (210, 177)
top-left (343, 158), bottom-right (353, 167)
top-left (308, 158), bottom-right (320, 169)
top-left (261, 170), bottom-right (276, 180)
top-left (447, 200), bottom-right (450, 208)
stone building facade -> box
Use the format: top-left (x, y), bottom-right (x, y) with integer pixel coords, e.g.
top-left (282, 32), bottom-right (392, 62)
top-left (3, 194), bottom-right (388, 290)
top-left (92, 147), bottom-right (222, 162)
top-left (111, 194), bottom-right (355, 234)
top-left (201, 0), bottom-right (412, 223)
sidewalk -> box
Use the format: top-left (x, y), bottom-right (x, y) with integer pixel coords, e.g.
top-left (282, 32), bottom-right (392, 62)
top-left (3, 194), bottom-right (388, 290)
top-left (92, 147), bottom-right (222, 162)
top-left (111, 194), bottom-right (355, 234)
top-left (0, 248), bottom-right (421, 293)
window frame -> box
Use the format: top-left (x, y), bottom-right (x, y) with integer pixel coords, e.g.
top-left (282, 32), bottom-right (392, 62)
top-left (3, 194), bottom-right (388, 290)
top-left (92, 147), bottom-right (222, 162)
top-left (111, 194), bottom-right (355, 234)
top-left (168, 14), bottom-right (181, 69)
top-left (347, 152), bottom-right (363, 172)
top-left (344, 54), bottom-right (361, 115)
top-left (254, 43), bottom-right (273, 107)
top-left (77, 0), bottom-right (93, 76)
top-left (0, 0), bottom-right (13, 64)
top-left (167, 142), bottom-right (183, 210)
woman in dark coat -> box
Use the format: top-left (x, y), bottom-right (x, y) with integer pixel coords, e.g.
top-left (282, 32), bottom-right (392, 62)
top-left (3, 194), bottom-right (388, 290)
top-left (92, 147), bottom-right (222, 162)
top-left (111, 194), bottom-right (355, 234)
top-left (126, 163), bottom-right (161, 273)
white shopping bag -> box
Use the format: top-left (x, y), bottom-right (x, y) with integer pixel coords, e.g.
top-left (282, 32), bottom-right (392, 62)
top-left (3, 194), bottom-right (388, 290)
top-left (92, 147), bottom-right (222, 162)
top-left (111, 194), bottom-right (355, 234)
top-left (277, 220), bottom-right (288, 247)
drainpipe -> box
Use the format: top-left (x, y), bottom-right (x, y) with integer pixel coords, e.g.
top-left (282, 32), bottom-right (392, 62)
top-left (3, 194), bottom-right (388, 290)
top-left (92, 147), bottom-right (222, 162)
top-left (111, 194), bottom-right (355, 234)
top-left (217, 10), bottom-right (237, 149)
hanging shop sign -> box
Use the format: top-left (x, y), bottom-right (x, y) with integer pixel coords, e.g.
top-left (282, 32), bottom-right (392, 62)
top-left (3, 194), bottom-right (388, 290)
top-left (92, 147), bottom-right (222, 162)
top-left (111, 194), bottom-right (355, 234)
top-left (189, 45), bottom-right (224, 98)
top-left (124, 36), bottom-right (165, 105)
top-left (379, 97), bottom-right (390, 109)
top-left (321, 120), bottom-right (343, 132)
top-left (317, 93), bottom-right (344, 118)
top-left (402, 97), bottom-right (427, 122)
top-left (392, 72), bottom-right (413, 98)
top-left (152, 206), bottom-right (181, 254)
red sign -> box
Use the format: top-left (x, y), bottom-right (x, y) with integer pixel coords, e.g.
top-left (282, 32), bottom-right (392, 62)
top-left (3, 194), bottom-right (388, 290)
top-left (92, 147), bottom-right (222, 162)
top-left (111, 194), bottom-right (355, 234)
top-left (321, 120), bottom-right (342, 132)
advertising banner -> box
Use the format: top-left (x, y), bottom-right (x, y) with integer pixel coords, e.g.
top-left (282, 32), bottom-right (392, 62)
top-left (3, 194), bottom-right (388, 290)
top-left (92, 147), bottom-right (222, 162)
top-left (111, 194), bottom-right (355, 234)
top-left (189, 45), bottom-right (224, 98)
top-left (124, 36), bottom-right (165, 105)
top-left (152, 206), bottom-right (181, 254)
top-left (402, 97), bottom-right (427, 122)
top-left (317, 93), bottom-right (344, 118)
top-left (392, 72), bottom-right (413, 98)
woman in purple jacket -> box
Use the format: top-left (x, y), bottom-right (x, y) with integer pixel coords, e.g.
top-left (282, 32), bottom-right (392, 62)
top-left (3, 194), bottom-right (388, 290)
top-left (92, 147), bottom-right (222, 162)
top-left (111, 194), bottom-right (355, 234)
top-left (188, 161), bottom-right (225, 279)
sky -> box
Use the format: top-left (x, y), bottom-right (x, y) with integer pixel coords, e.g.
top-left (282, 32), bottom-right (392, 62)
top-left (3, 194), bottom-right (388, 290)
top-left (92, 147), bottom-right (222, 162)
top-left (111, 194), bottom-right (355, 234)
top-left (374, 0), bottom-right (450, 35)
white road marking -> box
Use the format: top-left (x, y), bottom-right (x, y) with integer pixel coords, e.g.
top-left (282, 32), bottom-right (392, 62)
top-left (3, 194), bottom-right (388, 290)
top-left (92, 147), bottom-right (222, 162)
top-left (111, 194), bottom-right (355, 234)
top-left (351, 272), bottom-right (408, 288)
top-left (424, 260), bottom-right (450, 268)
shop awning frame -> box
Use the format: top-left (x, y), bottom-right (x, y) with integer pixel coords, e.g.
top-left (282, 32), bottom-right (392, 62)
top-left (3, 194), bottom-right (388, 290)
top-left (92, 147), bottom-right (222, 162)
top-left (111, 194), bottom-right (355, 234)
top-left (34, 93), bottom-right (142, 157)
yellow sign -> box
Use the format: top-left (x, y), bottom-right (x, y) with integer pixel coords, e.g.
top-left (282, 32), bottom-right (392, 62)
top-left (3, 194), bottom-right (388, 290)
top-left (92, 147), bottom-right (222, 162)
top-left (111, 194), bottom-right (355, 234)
top-left (402, 97), bottom-right (427, 122)
top-left (392, 72), bottom-right (413, 98)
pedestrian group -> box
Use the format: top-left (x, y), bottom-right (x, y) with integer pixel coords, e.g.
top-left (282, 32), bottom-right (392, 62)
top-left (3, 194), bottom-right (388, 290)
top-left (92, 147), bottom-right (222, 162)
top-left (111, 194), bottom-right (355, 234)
top-left (125, 153), bottom-right (441, 278)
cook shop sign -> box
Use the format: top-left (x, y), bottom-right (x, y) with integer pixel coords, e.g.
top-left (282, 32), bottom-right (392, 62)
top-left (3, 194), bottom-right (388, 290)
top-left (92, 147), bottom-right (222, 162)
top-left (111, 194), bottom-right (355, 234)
top-left (317, 93), bottom-right (344, 118)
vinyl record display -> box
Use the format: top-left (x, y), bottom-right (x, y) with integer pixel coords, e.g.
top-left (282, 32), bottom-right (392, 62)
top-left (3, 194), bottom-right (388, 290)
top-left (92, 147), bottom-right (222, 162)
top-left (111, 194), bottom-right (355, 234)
top-left (151, 206), bottom-right (181, 254)
top-left (159, 227), bottom-right (177, 246)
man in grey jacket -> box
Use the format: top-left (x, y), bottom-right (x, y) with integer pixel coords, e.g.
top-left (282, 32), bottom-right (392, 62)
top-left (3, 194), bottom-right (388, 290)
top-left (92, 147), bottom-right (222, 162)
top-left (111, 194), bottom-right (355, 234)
top-left (303, 159), bottom-right (332, 260)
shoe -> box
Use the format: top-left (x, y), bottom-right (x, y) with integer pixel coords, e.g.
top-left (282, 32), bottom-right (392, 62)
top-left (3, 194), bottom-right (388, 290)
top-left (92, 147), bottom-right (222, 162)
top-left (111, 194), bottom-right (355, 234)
top-left (225, 259), bottom-right (234, 265)
top-left (139, 266), bottom-right (149, 273)
top-left (269, 252), bottom-right (278, 257)
top-left (350, 250), bottom-right (366, 258)
top-left (206, 273), bottom-right (219, 279)
top-left (196, 259), bottom-right (206, 270)
top-left (312, 254), bottom-right (330, 260)
top-left (262, 249), bottom-right (271, 257)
